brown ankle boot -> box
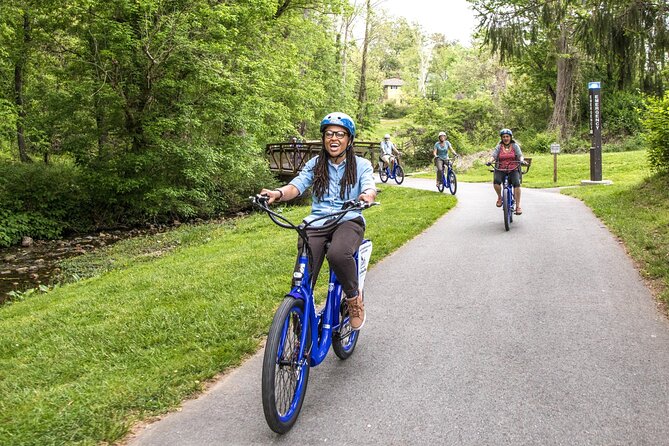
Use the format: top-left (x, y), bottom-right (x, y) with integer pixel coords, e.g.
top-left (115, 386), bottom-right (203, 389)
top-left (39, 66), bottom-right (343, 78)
top-left (346, 293), bottom-right (366, 330)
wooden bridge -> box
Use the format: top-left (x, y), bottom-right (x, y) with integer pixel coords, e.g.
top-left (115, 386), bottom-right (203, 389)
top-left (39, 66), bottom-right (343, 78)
top-left (265, 141), bottom-right (380, 179)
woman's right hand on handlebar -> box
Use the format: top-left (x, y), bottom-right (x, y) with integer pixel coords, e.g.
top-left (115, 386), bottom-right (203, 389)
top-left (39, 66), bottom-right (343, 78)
top-left (259, 188), bottom-right (281, 205)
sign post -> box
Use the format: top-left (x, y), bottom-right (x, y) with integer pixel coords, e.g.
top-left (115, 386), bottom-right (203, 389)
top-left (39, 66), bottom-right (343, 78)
top-left (588, 82), bottom-right (603, 181)
top-left (550, 143), bottom-right (560, 183)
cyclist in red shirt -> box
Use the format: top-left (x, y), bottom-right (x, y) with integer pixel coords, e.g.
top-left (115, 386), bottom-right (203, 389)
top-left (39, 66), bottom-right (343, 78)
top-left (489, 128), bottom-right (525, 215)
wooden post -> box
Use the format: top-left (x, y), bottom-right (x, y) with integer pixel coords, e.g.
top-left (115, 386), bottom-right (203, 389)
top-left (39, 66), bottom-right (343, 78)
top-left (554, 153), bottom-right (557, 182)
top-left (550, 143), bottom-right (560, 183)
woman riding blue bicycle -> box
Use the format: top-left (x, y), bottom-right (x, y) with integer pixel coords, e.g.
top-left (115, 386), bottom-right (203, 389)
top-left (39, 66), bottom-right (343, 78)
top-left (260, 112), bottom-right (376, 330)
top-left (433, 131), bottom-right (459, 187)
top-left (489, 128), bottom-right (526, 215)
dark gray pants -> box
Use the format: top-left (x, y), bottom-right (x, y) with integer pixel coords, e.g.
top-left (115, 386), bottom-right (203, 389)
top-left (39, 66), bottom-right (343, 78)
top-left (493, 169), bottom-right (521, 187)
top-left (435, 158), bottom-right (448, 183)
top-left (296, 218), bottom-right (364, 298)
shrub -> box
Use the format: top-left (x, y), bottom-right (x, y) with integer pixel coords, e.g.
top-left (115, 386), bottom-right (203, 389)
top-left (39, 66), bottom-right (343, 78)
top-left (0, 135), bottom-right (274, 247)
top-left (0, 210), bottom-right (63, 247)
top-left (0, 161), bottom-right (90, 247)
top-left (602, 134), bottom-right (645, 152)
top-left (642, 93), bottom-right (669, 174)
top-left (602, 90), bottom-right (644, 136)
top-left (382, 102), bottom-right (410, 119)
top-left (521, 131), bottom-right (559, 154)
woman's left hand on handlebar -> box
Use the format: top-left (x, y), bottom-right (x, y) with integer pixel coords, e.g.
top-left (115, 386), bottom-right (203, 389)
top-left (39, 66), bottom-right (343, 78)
top-left (358, 191), bottom-right (376, 204)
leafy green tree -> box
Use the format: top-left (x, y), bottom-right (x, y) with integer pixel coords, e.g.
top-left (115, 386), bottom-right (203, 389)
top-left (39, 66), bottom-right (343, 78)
top-left (469, 0), bottom-right (669, 139)
top-left (0, 0), bottom-right (360, 242)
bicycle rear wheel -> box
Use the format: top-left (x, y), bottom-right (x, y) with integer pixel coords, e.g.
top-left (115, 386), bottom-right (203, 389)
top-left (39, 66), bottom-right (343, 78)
top-left (394, 165), bottom-right (405, 184)
top-left (502, 187), bottom-right (510, 231)
top-left (262, 297), bottom-right (310, 434)
top-left (448, 171), bottom-right (457, 195)
top-left (332, 297), bottom-right (360, 359)
top-left (379, 168), bottom-right (388, 183)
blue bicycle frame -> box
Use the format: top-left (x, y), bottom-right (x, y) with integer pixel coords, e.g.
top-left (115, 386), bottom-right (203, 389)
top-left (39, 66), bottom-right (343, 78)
top-left (489, 159), bottom-right (531, 231)
top-left (288, 240), bottom-right (370, 367)
top-left (436, 157), bottom-right (458, 195)
top-left (254, 195), bottom-right (376, 434)
top-left (379, 156), bottom-right (404, 184)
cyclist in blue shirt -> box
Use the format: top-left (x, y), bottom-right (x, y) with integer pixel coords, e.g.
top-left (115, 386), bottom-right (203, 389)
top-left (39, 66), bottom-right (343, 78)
top-left (379, 134), bottom-right (400, 172)
top-left (260, 112), bottom-right (377, 330)
top-left (433, 131), bottom-right (458, 187)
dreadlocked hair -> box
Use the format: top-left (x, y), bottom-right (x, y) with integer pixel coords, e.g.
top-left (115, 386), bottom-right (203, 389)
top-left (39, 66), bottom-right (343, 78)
top-left (312, 144), bottom-right (358, 201)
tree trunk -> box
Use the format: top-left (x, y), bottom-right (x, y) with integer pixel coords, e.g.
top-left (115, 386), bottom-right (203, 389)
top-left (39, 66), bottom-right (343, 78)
top-left (549, 27), bottom-right (577, 140)
top-left (418, 36), bottom-right (434, 97)
top-left (14, 13), bottom-right (32, 163)
top-left (356, 0), bottom-right (371, 126)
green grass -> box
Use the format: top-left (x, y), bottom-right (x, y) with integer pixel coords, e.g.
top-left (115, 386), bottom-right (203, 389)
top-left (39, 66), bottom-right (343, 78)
top-left (0, 186), bottom-right (454, 445)
top-left (56, 222), bottom-right (235, 284)
top-left (455, 150), bottom-right (652, 187)
top-left (563, 174), bottom-right (669, 305)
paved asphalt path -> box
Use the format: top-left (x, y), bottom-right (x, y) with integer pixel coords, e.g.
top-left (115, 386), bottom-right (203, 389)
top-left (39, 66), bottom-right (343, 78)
top-left (129, 178), bottom-right (669, 445)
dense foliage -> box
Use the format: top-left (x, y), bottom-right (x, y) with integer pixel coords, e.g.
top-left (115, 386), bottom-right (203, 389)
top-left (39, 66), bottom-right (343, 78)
top-left (1, 0), bottom-right (667, 245)
top-left (468, 0), bottom-right (669, 139)
top-left (0, 0), bottom-right (366, 246)
top-left (643, 93), bottom-right (669, 173)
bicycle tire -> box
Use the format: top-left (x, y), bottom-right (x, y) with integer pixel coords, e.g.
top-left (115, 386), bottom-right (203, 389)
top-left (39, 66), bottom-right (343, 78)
top-left (394, 166), bottom-right (405, 184)
top-left (379, 168), bottom-right (388, 183)
top-left (448, 171), bottom-right (457, 195)
top-left (509, 189), bottom-right (515, 223)
top-left (437, 174), bottom-right (445, 192)
top-left (262, 297), bottom-right (310, 434)
top-left (502, 187), bottom-right (510, 231)
top-left (332, 297), bottom-right (360, 359)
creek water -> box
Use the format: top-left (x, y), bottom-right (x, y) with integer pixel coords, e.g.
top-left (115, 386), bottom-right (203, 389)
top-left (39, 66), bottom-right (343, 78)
top-left (0, 228), bottom-right (163, 305)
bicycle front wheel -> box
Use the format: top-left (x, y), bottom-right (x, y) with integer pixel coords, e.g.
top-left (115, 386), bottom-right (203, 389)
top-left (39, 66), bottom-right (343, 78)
top-left (394, 165), bottom-right (405, 184)
top-left (379, 168), bottom-right (388, 183)
top-left (262, 297), bottom-right (310, 434)
top-left (502, 187), bottom-right (510, 231)
top-left (332, 297), bottom-right (360, 359)
top-left (437, 174), bottom-right (445, 192)
top-left (448, 171), bottom-right (457, 195)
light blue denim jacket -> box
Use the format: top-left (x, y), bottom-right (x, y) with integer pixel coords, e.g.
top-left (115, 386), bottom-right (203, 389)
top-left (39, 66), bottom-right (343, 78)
top-left (380, 140), bottom-right (395, 156)
top-left (289, 155), bottom-right (375, 227)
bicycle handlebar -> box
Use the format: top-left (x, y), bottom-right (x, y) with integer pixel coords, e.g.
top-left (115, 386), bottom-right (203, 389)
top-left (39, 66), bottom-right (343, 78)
top-left (486, 159), bottom-right (531, 174)
top-left (250, 195), bottom-right (379, 233)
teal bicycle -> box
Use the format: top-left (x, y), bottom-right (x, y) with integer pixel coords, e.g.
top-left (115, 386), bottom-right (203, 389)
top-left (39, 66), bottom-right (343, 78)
top-left (251, 195), bottom-right (377, 433)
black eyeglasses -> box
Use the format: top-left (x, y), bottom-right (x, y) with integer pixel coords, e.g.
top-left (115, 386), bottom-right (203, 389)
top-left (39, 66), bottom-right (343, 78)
top-left (324, 130), bottom-right (348, 139)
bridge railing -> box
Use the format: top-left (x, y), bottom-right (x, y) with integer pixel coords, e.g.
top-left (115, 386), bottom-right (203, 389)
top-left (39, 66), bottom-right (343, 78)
top-left (265, 141), bottom-right (379, 178)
